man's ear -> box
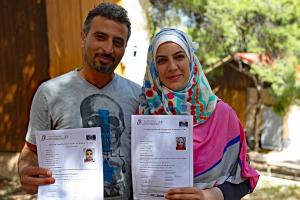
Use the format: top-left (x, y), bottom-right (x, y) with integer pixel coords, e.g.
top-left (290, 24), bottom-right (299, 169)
top-left (81, 32), bottom-right (86, 47)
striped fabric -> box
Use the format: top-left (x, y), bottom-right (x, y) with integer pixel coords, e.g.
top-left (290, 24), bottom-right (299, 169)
top-left (193, 101), bottom-right (259, 191)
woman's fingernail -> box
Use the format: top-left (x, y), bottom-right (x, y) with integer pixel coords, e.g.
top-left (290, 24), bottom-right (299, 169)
top-left (47, 178), bottom-right (55, 184)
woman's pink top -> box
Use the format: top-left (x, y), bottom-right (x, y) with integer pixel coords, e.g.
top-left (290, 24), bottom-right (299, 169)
top-left (193, 101), bottom-right (259, 191)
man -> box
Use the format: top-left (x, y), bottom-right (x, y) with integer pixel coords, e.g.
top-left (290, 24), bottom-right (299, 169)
top-left (18, 3), bottom-right (141, 199)
top-left (84, 148), bottom-right (94, 162)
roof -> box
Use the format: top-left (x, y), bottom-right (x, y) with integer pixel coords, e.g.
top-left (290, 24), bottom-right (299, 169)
top-left (205, 53), bottom-right (273, 74)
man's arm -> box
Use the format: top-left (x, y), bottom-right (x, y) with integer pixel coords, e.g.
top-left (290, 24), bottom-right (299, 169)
top-left (18, 142), bottom-right (55, 194)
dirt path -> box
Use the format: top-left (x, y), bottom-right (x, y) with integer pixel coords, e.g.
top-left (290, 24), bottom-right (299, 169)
top-left (243, 175), bottom-right (300, 200)
top-left (1, 174), bottom-right (299, 200)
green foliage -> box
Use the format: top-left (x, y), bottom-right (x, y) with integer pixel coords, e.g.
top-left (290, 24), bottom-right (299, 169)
top-left (148, 0), bottom-right (300, 115)
top-left (251, 58), bottom-right (298, 115)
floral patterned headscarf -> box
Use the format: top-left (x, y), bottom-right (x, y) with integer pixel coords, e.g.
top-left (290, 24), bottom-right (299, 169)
top-left (138, 28), bottom-right (218, 125)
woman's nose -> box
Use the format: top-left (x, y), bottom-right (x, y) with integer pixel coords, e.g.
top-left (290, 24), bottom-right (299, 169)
top-left (167, 59), bottom-right (178, 71)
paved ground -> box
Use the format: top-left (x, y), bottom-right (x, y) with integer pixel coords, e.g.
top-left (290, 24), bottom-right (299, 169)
top-left (249, 150), bottom-right (300, 182)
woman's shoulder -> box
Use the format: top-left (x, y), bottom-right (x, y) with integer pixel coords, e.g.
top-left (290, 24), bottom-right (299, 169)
top-left (198, 100), bottom-right (240, 127)
top-left (214, 100), bottom-right (236, 117)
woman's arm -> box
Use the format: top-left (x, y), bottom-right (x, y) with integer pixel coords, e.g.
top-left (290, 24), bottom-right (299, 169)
top-left (165, 187), bottom-right (223, 200)
top-left (164, 179), bottom-right (250, 200)
top-left (217, 180), bottom-right (250, 200)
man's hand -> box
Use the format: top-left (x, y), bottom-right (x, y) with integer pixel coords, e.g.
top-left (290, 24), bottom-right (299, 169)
top-left (18, 142), bottom-right (55, 194)
top-left (165, 187), bottom-right (224, 200)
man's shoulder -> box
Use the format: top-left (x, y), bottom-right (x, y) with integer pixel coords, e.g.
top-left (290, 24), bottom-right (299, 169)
top-left (40, 70), bottom-right (77, 90)
top-left (35, 70), bottom-right (79, 98)
top-left (115, 74), bottom-right (141, 91)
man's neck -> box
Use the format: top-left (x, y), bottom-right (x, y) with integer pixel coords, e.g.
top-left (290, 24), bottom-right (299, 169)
top-left (79, 67), bottom-right (114, 89)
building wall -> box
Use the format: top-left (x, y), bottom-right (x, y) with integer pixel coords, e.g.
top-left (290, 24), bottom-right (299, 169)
top-left (46, 0), bottom-right (150, 83)
top-left (0, 0), bottom-right (49, 152)
top-left (207, 61), bottom-right (255, 127)
top-left (46, 0), bottom-right (101, 77)
top-left (0, 0), bottom-right (144, 152)
top-left (122, 0), bottom-right (150, 85)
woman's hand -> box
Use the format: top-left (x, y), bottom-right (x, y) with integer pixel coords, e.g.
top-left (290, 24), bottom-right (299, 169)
top-left (165, 187), bottom-right (204, 200)
top-left (165, 187), bottom-right (224, 200)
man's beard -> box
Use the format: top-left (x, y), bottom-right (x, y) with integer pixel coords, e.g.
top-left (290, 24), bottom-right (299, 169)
top-left (91, 62), bottom-right (115, 74)
top-left (84, 52), bottom-right (116, 74)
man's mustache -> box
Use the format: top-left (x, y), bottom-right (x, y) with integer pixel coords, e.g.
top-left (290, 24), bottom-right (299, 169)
top-left (95, 53), bottom-right (115, 62)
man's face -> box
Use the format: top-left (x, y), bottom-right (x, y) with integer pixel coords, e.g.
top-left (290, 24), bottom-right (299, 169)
top-left (86, 150), bottom-right (93, 161)
top-left (82, 16), bottom-right (128, 74)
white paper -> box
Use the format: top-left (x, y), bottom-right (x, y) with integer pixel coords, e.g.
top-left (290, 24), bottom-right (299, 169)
top-left (36, 128), bottom-right (103, 200)
top-left (131, 115), bottom-right (193, 200)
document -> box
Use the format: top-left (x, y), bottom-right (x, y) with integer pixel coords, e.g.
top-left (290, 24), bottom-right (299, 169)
top-left (36, 127), bottom-right (103, 200)
top-left (131, 115), bottom-right (193, 200)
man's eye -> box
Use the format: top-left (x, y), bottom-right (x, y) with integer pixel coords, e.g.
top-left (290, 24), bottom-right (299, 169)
top-left (95, 35), bottom-right (105, 40)
top-left (114, 40), bottom-right (124, 48)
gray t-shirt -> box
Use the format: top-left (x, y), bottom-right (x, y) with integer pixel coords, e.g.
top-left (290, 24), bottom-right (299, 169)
top-left (26, 69), bottom-right (141, 199)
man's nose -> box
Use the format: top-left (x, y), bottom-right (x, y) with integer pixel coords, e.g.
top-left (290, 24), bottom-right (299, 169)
top-left (102, 40), bottom-right (114, 54)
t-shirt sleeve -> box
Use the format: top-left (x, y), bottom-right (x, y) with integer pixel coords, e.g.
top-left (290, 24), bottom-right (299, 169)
top-left (25, 85), bottom-right (52, 145)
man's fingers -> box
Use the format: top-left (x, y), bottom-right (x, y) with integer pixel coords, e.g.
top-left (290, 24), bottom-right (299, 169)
top-left (21, 177), bottom-right (55, 195)
top-left (21, 184), bottom-right (38, 195)
top-left (21, 175), bottom-right (55, 186)
top-left (22, 166), bottom-right (52, 177)
top-left (20, 165), bottom-right (55, 194)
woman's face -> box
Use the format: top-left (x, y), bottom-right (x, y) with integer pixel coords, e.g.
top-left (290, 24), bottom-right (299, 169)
top-left (177, 138), bottom-right (184, 147)
top-left (155, 42), bottom-right (190, 91)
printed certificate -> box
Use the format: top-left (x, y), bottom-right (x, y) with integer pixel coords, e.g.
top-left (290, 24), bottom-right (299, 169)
top-left (131, 115), bottom-right (193, 200)
top-left (36, 127), bottom-right (103, 200)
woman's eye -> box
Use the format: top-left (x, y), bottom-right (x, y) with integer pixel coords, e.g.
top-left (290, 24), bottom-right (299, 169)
top-left (175, 54), bottom-right (185, 60)
top-left (156, 59), bottom-right (166, 65)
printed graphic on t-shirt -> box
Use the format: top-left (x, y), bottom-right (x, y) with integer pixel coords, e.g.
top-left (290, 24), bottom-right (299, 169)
top-left (80, 94), bottom-right (127, 197)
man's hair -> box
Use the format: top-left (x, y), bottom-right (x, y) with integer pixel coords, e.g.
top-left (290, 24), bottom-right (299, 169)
top-left (86, 148), bottom-right (93, 153)
top-left (83, 2), bottom-right (131, 41)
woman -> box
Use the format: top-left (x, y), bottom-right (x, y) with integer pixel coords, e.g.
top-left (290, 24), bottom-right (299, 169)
top-left (138, 28), bottom-right (259, 200)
